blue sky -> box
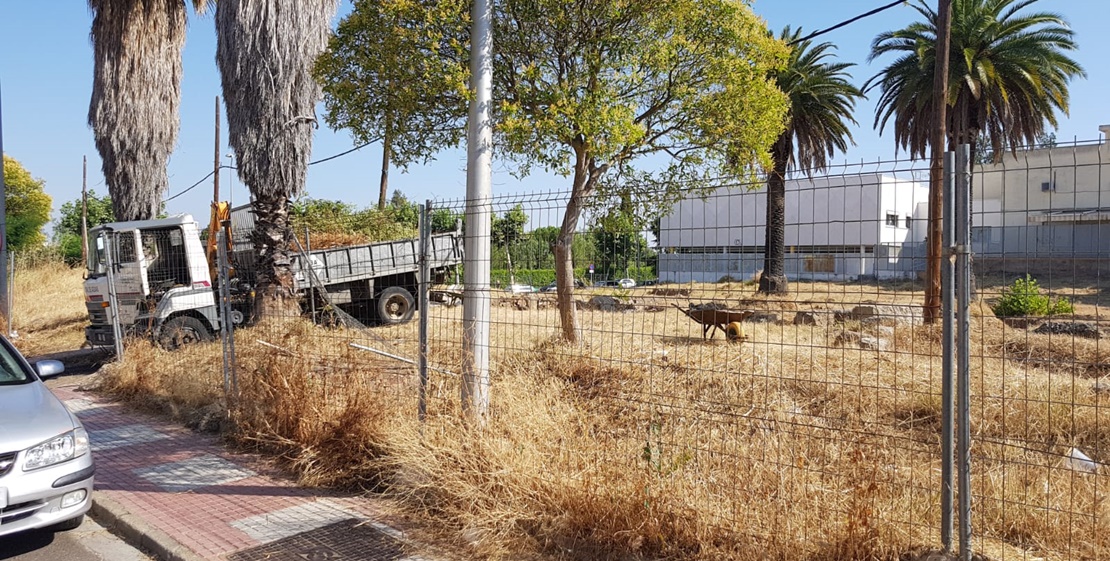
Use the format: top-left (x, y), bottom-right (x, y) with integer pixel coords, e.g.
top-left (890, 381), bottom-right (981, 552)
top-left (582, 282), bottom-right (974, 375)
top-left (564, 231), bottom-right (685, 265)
top-left (1, 0), bottom-right (1107, 228)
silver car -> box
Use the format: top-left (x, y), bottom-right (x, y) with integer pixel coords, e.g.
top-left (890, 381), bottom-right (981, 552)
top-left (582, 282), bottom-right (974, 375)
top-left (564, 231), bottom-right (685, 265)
top-left (0, 336), bottom-right (93, 536)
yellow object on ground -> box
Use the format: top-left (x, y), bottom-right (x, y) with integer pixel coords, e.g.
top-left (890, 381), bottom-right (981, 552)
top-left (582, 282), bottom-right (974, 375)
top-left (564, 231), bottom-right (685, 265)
top-left (726, 321), bottom-right (746, 342)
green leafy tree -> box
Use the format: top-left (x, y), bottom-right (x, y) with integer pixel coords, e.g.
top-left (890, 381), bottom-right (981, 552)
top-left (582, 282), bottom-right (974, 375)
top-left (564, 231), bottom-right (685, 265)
top-left (493, 0), bottom-right (789, 342)
top-left (314, 0), bottom-right (469, 209)
top-left (3, 155), bottom-right (53, 252)
top-left (759, 27), bottom-right (863, 295)
top-left (53, 190), bottom-right (115, 264)
top-left (867, 0), bottom-right (1084, 320)
top-left (491, 205), bottom-right (528, 283)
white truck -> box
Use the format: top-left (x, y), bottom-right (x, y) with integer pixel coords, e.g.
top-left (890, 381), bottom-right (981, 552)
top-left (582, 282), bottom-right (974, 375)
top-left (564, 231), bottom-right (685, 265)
top-left (83, 206), bottom-right (463, 348)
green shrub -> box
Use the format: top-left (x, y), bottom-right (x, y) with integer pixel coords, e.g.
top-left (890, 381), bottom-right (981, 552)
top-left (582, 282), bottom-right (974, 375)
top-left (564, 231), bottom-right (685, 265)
top-left (992, 275), bottom-right (1074, 317)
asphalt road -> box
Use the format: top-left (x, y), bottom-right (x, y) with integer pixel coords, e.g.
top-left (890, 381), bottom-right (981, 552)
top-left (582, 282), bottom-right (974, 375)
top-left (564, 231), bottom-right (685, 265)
top-left (0, 516), bottom-right (152, 561)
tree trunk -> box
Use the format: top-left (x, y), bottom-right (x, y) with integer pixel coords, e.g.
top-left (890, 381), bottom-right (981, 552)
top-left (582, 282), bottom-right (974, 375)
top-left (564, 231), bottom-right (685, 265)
top-left (250, 194), bottom-right (301, 319)
top-left (924, 0), bottom-right (952, 324)
top-left (378, 131), bottom-right (391, 210)
top-left (555, 183), bottom-right (589, 343)
top-left (759, 157), bottom-right (789, 294)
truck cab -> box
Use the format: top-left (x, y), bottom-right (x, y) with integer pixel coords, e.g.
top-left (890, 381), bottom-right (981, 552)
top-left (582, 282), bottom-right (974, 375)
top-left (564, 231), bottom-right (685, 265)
top-left (83, 215), bottom-right (220, 348)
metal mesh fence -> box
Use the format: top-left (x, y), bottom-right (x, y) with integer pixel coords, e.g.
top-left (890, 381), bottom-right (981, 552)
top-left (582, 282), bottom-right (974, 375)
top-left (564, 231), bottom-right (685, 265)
top-left (96, 139), bottom-right (1108, 560)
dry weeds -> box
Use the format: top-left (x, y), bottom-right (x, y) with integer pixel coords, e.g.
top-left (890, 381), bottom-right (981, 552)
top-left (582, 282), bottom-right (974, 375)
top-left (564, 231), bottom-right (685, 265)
top-left (13, 261), bottom-right (1107, 561)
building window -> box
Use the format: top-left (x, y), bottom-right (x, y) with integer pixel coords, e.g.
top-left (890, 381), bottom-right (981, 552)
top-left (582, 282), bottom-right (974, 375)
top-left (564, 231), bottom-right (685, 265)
top-left (904, 216), bottom-right (912, 228)
top-left (886, 213), bottom-right (899, 227)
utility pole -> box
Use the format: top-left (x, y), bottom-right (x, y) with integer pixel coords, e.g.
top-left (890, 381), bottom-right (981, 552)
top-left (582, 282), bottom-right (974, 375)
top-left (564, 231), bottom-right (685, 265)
top-left (0, 81), bottom-right (9, 328)
top-left (932, 0), bottom-right (954, 553)
top-left (461, 0), bottom-right (493, 425)
top-left (925, 0), bottom-right (952, 325)
top-left (81, 156), bottom-right (89, 266)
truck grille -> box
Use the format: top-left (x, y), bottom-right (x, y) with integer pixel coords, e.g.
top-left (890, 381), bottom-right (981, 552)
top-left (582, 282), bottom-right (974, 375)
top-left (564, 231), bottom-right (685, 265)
top-left (0, 451), bottom-right (14, 477)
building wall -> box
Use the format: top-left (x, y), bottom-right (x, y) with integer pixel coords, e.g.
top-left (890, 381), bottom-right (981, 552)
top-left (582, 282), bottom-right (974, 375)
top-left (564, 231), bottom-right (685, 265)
top-left (660, 174), bottom-right (928, 251)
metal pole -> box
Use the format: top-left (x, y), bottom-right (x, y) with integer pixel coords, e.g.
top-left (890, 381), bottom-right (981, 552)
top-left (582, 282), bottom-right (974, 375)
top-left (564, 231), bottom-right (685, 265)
top-left (217, 229), bottom-right (238, 400)
top-left (955, 143), bottom-right (973, 560)
top-left (0, 81), bottom-right (9, 328)
top-left (81, 156), bottom-right (89, 266)
top-left (418, 202), bottom-right (431, 422)
top-left (940, 150), bottom-right (956, 550)
top-left (305, 227), bottom-right (315, 320)
top-left (103, 233), bottom-right (125, 361)
top-left (6, 251), bottom-right (12, 337)
top-left (462, 0), bottom-right (493, 425)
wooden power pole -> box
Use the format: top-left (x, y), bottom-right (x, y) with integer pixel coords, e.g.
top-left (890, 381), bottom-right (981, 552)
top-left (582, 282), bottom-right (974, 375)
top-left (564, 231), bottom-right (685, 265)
top-left (925, 0), bottom-right (952, 324)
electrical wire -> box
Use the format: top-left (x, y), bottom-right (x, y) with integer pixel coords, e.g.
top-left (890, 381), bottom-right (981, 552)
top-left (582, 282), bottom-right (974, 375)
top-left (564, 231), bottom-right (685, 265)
top-left (165, 138), bottom-right (378, 202)
top-left (787, 0), bottom-right (908, 45)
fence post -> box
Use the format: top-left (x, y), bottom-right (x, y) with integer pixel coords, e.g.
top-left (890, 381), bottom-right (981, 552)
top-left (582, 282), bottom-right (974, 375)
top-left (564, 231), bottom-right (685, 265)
top-left (955, 143), bottom-right (973, 560)
top-left (418, 202), bottom-right (431, 423)
top-left (103, 232), bottom-right (125, 362)
top-left (941, 149), bottom-right (956, 551)
top-left (217, 229), bottom-right (238, 401)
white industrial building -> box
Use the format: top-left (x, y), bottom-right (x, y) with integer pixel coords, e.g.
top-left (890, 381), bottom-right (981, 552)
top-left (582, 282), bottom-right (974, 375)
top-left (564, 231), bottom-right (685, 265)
top-left (658, 173), bottom-right (929, 282)
top-left (973, 125), bottom-right (1110, 259)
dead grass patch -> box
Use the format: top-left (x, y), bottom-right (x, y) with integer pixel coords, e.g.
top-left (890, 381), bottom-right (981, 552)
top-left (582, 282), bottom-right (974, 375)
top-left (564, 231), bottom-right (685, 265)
top-left (86, 281), bottom-right (1108, 561)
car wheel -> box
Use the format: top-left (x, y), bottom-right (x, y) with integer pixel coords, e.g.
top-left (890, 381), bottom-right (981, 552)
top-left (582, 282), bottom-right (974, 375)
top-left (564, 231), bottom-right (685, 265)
top-left (377, 287), bottom-right (415, 324)
top-left (50, 514), bottom-right (84, 532)
top-left (158, 316), bottom-right (214, 350)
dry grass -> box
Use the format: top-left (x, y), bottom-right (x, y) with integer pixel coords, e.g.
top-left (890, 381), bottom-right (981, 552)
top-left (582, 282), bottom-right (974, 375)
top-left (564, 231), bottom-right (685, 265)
top-left (7, 260), bottom-right (87, 356)
top-left (85, 279), bottom-right (1109, 561)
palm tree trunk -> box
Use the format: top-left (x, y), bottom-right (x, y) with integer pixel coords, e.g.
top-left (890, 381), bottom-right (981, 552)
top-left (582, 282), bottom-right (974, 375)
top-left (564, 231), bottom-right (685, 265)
top-left (250, 195), bottom-right (301, 318)
top-left (759, 161), bottom-right (789, 294)
top-left (216, 0), bottom-right (338, 319)
top-left (378, 130), bottom-right (391, 210)
top-left (88, 0), bottom-right (186, 221)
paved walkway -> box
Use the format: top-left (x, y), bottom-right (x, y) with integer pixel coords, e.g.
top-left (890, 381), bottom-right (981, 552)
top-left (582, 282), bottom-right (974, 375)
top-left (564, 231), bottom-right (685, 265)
top-left (49, 384), bottom-right (446, 561)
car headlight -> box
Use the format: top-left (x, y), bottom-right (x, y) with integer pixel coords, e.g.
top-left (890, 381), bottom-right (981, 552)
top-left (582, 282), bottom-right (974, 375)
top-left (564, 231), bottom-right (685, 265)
top-left (23, 428), bottom-right (90, 471)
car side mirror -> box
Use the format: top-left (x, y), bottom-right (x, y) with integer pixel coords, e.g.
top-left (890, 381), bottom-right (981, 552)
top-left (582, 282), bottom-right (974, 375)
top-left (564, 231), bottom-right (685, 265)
top-left (34, 360), bottom-right (66, 379)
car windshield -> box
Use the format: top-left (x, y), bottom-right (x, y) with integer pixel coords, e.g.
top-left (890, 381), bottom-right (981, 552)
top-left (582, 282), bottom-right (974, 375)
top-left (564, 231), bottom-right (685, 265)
top-left (0, 339), bottom-right (31, 385)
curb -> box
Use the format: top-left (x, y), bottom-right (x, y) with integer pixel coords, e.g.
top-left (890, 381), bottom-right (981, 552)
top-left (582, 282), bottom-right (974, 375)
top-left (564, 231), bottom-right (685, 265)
top-left (90, 492), bottom-right (204, 561)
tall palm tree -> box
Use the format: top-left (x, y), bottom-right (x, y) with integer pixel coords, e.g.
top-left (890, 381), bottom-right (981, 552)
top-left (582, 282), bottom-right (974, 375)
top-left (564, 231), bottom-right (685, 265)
top-left (867, 0), bottom-right (1083, 317)
top-left (759, 27), bottom-right (863, 295)
top-left (216, 0), bottom-right (339, 317)
top-left (869, 0), bottom-right (1082, 162)
top-left (88, 0), bottom-right (211, 221)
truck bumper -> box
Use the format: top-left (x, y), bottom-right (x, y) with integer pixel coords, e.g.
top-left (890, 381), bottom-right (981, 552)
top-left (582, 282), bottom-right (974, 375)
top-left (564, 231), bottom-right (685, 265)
top-left (85, 325), bottom-right (116, 346)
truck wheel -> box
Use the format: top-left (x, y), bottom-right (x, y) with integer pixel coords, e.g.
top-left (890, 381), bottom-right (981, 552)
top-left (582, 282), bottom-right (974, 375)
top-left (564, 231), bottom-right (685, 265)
top-left (159, 316), bottom-right (214, 350)
top-left (377, 287), bottom-right (415, 324)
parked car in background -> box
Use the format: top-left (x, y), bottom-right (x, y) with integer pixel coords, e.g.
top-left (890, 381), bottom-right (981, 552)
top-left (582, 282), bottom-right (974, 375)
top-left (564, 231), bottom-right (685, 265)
top-left (506, 284), bottom-right (537, 294)
top-left (617, 278), bottom-right (637, 289)
top-left (0, 337), bottom-right (93, 537)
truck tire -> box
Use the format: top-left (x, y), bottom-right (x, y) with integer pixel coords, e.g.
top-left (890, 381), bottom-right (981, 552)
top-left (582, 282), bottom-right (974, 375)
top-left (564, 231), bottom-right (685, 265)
top-left (377, 287), bottom-right (415, 324)
top-left (158, 315), bottom-right (214, 350)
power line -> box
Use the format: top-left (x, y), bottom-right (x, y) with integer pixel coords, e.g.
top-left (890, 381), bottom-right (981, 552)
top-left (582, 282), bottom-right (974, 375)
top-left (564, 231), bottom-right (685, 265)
top-left (165, 169), bottom-right (217, 202)
top-left (787, 0), bottom-right (907, 45)
top-left (165, 138), bottom-right (377, 202)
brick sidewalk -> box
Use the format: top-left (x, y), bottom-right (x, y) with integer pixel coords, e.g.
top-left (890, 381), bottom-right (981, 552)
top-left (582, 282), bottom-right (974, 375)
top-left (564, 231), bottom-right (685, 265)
top-left (49, 384), bottom-right (446, 561)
